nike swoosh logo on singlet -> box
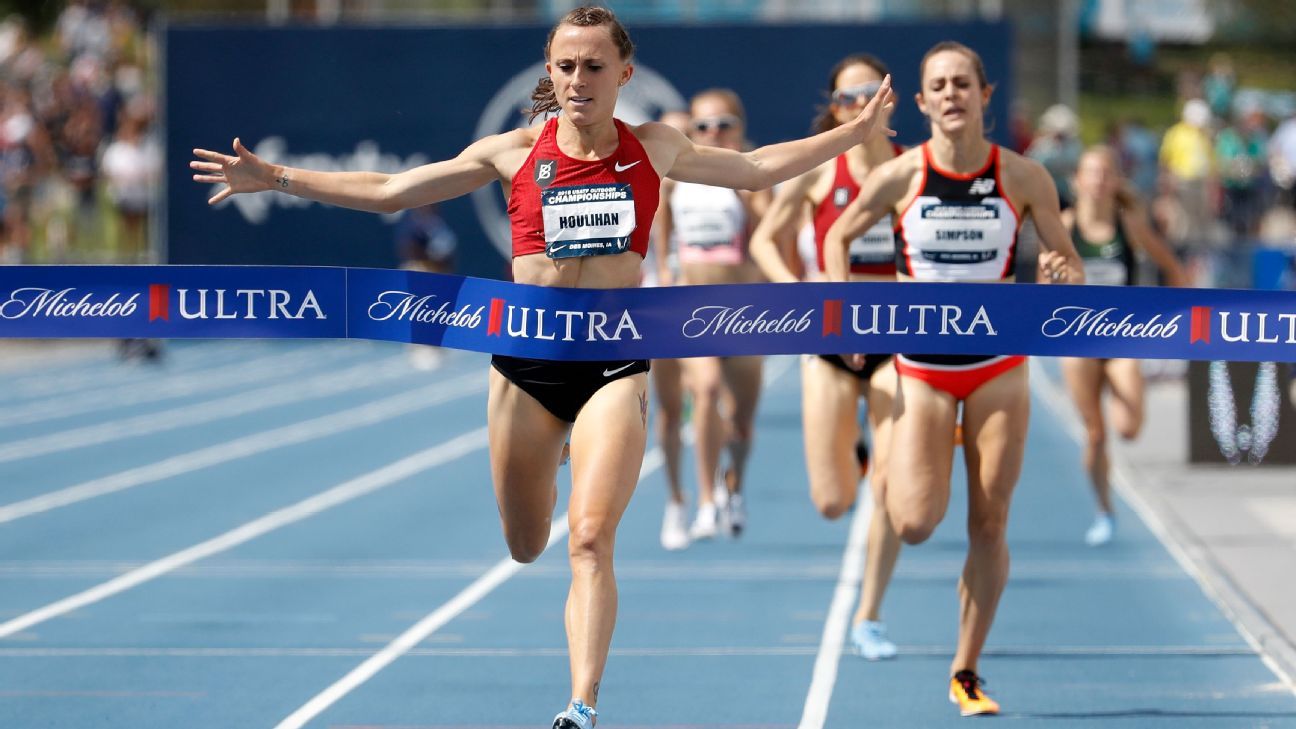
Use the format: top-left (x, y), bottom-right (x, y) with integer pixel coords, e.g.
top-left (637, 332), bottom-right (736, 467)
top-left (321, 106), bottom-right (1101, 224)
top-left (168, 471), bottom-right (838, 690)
top-left (613, 161), bottom-right (640, 172)
top-left (603, 363), bottom-right (635, 377)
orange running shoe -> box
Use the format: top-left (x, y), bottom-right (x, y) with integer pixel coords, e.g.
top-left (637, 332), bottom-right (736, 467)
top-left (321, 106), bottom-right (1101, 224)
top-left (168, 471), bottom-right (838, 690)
top-left (949, 669), bottom-right (999, 716)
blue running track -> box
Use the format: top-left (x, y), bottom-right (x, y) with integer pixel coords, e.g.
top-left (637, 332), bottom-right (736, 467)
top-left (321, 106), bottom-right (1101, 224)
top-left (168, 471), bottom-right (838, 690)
top-left (1, 341), bottom-right (1294, 728)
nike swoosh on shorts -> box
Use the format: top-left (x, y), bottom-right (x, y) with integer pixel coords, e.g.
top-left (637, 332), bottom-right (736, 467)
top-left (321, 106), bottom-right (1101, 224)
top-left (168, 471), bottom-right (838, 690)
top-left (603, 363), bottom-right (634, 377)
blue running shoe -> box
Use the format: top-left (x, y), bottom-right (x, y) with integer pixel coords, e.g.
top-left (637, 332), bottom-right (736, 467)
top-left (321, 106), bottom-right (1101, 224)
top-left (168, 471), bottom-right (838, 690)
top-left (552, 698), bottom-right (597, 728)
top-left (850, 620), bottom-right (897, 660)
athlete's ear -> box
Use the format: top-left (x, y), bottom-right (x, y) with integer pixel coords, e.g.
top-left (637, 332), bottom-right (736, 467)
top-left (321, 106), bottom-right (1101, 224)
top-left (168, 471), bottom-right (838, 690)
top-left (982, 82), bottom-right (994, 107)
top-left (913, 91), bottom-right (926, 117)
top-left (619, 63), bottom-right (634, 88)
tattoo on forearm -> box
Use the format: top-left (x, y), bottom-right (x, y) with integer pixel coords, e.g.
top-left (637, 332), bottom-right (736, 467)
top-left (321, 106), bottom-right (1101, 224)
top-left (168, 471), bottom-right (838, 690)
top-left (638, 391), bottom-right (648, 428)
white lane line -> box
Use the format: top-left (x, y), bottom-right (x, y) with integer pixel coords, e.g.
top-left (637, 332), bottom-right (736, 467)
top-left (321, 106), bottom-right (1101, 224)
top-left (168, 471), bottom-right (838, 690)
top-left (0, 558), bottom-right (1187, 580)
top-left (1029, 359), bottom-right (1296, 696)
top-left (797, 481), bottom-right (872, 729)
top-left (0, 371), bottom-right (487, 525)
top-left (0, 427), bottom-right (490, 641)
top-left (0, 644), bottom-right (1257, 659)
top-left (0, 355), bottom-right (413, 463)
top-left (274, 354), bottom-right (796, 729)
top-left (273, 446), bottom-right (665, 729)
top-left (0, 345), bottom-right (353, 428)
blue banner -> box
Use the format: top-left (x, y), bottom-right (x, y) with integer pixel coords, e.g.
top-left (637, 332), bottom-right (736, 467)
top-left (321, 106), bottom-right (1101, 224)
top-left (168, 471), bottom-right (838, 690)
top-left (165, 22), bottom-right (1011, 276)
top-left (3, 266), bottom-right (1295, 363)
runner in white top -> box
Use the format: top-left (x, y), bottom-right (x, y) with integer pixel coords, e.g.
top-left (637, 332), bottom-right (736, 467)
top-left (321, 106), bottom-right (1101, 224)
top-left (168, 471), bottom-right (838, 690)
top-left (656, 88), bottom-right (771, 540)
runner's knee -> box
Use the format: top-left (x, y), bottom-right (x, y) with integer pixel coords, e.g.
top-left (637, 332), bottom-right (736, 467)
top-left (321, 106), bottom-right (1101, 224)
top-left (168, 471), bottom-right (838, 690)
top-left (567, 518), bottom-right (615, 568)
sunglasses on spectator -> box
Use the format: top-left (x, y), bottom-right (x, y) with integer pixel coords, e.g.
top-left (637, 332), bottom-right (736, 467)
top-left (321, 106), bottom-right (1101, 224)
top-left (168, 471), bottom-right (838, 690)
top-left (691, 114), bottom-right (742, 133)
top-left (832, 81), bottom-right (883, 106)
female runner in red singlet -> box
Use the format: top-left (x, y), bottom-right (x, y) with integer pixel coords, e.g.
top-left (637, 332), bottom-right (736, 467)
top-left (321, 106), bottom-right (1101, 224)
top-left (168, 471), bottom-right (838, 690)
top-left (192, 7), bottom-right (894, 726)
top-left (749, 52), bottom-right (904, 660)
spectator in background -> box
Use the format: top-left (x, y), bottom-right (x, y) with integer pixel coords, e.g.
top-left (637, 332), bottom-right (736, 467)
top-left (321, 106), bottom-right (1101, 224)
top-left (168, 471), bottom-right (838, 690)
top-left (1216, 105), bottom-right (1270, 238)
top-left (1026, 103), bottom-right (1083, 208)
top-left (1116, 117), bottom-right (1161, 202)
top-left (1271, 108), bottom-right (1296, 209)
top-left (394, 202), bottom-right (458, 370)
top-left (1008, 99), bottom-right (1033, 155)
top-left (1160, 99), bottom-right (1217, 249)
top-left (1203, 53), bottom-right (1237, 122)
top-left (101, 99), bottom-right (157, 262)
top-left (395, 202), bottom-right (458, 275)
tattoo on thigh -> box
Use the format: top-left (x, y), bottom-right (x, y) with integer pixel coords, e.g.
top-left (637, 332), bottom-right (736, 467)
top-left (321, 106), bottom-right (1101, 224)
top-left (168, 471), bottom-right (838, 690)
top-left (638, 391), bottom-right (648, 428)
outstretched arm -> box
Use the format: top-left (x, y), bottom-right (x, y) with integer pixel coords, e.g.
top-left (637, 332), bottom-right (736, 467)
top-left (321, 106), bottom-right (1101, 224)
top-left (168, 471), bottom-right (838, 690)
top-left (191, 132), bottom-right (519, 214)
top-left (1017, 161), bottom-right (1086, 284)
top-left (1120, 192), bottom-right (1188, 287)
top-left (660, 77), bottom-right (895, 191)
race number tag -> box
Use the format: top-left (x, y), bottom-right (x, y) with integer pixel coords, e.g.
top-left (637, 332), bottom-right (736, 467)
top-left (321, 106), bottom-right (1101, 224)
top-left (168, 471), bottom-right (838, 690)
top-left (541, 184), bottom-right (637, 259)
top-left (849, 215), bottom-right (896, 267)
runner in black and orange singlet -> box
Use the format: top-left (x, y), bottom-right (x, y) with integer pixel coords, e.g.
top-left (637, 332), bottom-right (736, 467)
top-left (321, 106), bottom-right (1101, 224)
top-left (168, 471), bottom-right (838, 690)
top-left (824, 41), bottom-right (1084, 717)
top-left (191, 7), bottom-right (895, 726)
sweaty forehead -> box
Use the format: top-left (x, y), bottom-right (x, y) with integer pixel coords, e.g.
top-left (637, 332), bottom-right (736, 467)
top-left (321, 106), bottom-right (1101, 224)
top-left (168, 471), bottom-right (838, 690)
top-left (924, 51), bottom-right (975, 80)
top-left (550, 25), bottom-right (617, 60)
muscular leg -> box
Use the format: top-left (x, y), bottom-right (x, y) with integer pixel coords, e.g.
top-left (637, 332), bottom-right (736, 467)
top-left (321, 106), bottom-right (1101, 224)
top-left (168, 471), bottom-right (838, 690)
top-left (487, 368), bottom-right (571, 563)
top-left (1105, 358), bottom-right (1145, 441)
top-left (855, 360), bottom-right (901, 624)
top-left (651, 358), bottom-right (686, 504)
top-left (886, 374), bottom-right (958, 545)
top-left (686, 357), bottom-right (726, 507)
top-left (1062, 357), bottom-right (1113, 515)
top-left (564, 373), bottom-right (649, 708)
top-left (801, 356), bottom-right (863, 520)
top-left (952, 364), bottom-right (1029, 675)
top-left (720, 355), bottom-right (763, 495)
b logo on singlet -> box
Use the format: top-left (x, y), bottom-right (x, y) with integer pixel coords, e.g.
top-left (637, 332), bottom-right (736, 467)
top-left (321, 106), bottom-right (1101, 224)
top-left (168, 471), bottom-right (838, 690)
top-left (833, 187), bottom-right (850, 208)
top-left (535, 159), bottom-right (557, 188)
top-left (969, 178), bottom-right (995, 196)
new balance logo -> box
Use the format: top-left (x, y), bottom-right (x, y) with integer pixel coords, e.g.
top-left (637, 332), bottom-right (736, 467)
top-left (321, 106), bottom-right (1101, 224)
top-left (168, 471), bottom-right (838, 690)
top-left (969, 178), bottom-right (995, 196)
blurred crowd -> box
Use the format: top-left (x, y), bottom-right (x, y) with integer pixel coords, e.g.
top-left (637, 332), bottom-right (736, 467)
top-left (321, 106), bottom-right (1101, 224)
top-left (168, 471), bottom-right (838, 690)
top-left (0, 0), bottom-right (158, 266)
top-left (1015, 53), bottom-right (1296, 290)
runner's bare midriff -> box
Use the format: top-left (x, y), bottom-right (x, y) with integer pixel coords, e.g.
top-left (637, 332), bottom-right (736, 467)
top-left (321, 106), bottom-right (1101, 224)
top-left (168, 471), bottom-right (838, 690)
top-left (512, 250), bottom-right (644, 289)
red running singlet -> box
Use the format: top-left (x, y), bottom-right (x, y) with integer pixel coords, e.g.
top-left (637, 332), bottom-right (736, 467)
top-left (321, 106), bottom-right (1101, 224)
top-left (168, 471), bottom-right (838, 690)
top-left (811, 144), bottom-right (902, 276)
top-left (507, 118), bottom-right (660, 259)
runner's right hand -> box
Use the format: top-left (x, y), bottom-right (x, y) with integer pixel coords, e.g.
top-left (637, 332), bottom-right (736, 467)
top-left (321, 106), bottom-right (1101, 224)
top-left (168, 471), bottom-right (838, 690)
top-left (191, 138), bottom-right (275, 205)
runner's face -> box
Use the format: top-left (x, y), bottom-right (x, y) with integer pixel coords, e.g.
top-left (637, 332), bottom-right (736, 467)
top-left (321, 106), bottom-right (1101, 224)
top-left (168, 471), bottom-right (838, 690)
top-left (689, 95), bottom-right (744, 151)
top-left (547, 25), bottom-right (631, 125)
top-left (831, 63), bottom-right (890, 128)
top-left (1075, 151), bottom-right (1120, 203)
top-left (917, 50), bottom-right (989, 136)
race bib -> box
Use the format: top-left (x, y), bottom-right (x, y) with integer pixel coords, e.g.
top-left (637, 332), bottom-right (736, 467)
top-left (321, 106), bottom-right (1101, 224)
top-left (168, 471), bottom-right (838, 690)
top-left (541, 184), bottom-right (637, 259)
top-left (849, 216), bottom-right (895, 266)
top-left (1083, 258), bottom-right (1127, 287)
